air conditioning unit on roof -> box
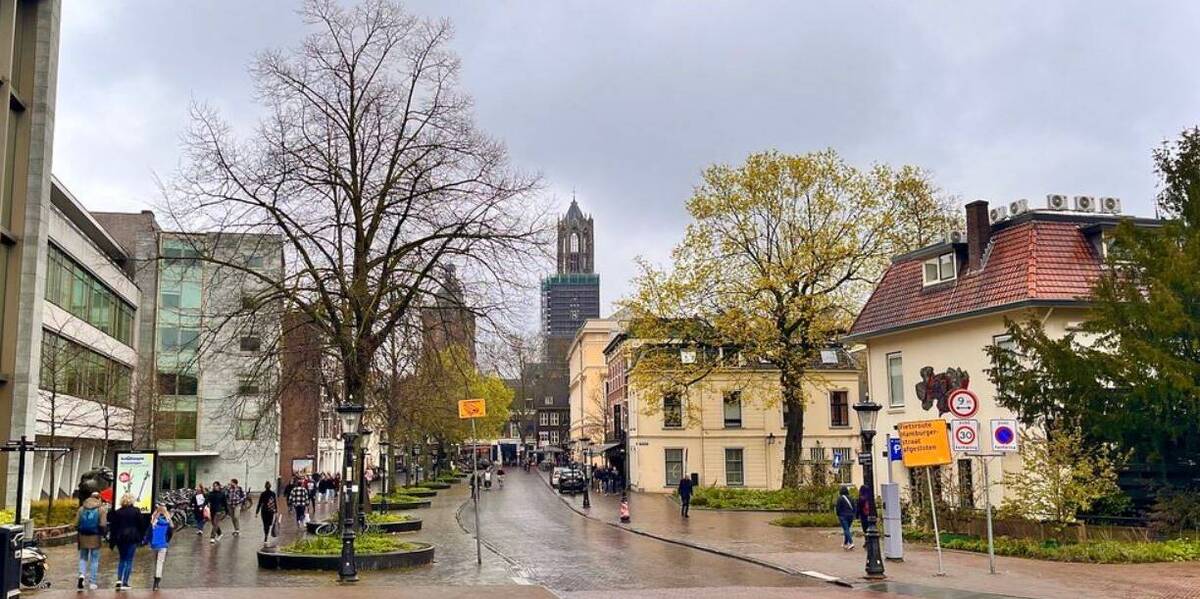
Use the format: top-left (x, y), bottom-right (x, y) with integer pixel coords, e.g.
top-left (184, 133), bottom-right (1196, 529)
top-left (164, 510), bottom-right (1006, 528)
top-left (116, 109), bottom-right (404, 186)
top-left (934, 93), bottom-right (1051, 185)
top-left (1073, 195), bottom-right (1097, 212)
top-left (1009, 199), bottom-right (1029, 216)
top-left (946, 230), bottom-right (964, 243)
top-left (1099, 196), bottom-right (1121, 213)
top-left (1046, 194), bottom-right (1069, 210)
top-left (989, 206), bottom-right (1008, 223)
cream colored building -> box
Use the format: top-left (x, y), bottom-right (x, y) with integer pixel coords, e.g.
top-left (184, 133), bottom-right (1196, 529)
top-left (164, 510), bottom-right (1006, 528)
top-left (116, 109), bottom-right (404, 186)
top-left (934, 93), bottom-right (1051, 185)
top-left (567, 318), bottom-right (621, 451)
top-left (845, 199), bottom-right (1159, 508)
top-left (607, 336), bottom-right (863, 493)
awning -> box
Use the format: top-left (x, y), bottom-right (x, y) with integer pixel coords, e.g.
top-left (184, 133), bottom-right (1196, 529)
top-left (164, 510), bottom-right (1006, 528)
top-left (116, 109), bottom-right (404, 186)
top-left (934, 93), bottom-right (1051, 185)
top-left (593, 442), bottom-right (622, 454)
top-left (158, 451), bottom-right (220, 458)
top-left (537, 446), bottom-right (564, 453)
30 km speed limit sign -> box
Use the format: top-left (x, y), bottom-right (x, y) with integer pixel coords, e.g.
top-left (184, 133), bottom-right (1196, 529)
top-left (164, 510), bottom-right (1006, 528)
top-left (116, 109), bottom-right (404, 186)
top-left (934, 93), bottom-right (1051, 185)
top-left (951, 419), bottom-right (980, 452)
top-left (947, 389), bottom-right (980, 418)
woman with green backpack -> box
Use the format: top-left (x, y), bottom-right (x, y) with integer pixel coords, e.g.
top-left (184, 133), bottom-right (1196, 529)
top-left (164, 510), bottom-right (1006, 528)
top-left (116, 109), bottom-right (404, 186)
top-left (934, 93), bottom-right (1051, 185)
top-left (75, 491), bottom-right (108, 591)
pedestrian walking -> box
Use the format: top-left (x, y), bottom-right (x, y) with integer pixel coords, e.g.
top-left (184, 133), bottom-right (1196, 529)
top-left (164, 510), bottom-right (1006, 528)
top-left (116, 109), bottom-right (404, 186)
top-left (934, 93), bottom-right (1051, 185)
top-left (108, 494), bottom-right (146, 591)
top-left (227, 479), bottom-right (246, 535)
top-left (192, 484), bottom-right (208, 536)
top-left (484, 469), bottom-right (492, 490)
top-left (255, 481), bottom-right (278, 545)
top-left (75, 491), bottom-right (108, 591)
top-left (836, 486), bottom-right (856, 550)
top-left (856, 484), bottom-right (874, 535)
top-left (497, 467), bottom-right (505, 489)
top-left (677, 475), bottom-right (693, 518)
top-left (289, 479), bottom-right (310, 529)
top-left (206, 481), bottom-right (229, 543)
top-left (144, 504), bottom-right (174, 590)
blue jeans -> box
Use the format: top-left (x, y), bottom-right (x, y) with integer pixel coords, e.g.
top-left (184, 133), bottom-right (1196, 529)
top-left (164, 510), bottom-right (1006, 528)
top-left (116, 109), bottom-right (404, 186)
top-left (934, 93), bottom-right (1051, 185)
top-left (839, 516), bottom-right (854, 545)
top-left (116, 544), bottom-right (137, 585)
top-left (78, 548), bottom-right (100, 583)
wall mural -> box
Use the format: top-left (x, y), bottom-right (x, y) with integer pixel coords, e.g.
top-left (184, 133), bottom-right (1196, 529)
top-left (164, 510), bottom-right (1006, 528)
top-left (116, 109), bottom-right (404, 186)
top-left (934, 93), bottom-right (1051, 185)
top-left (915, 366), bottom-right (970, 416)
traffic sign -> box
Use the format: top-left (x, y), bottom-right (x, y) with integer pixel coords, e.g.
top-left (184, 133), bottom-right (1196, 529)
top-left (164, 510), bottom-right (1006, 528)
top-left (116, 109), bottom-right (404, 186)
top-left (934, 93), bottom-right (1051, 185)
top-left (896, 419), bottom-right (953, 468)
top-left (888, 437), bottom-right (903, 462)
top-left (832, 452), bottom-right (842, 469)
top-left (990, 419), bottom-right (1019, 452)
top-left (951, 419), bottom-right (980, 452)
top-left (947, 389), bottom-right (980, 418)
top-left (458, 398), bottom-right (487, 419)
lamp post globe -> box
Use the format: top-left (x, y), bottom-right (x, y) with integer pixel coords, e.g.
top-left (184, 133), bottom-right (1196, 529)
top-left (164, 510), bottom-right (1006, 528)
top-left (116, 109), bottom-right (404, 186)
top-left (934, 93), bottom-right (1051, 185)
top-left (852, 396), bottom-right (885, 580)
top-left (334, 402), bottom-right (364, 583)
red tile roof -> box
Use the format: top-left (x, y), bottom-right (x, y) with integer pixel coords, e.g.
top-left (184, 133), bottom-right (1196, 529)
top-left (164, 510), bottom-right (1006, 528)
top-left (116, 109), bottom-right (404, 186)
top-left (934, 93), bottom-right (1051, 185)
top-left (846, 218), bottom-right (1106, 340)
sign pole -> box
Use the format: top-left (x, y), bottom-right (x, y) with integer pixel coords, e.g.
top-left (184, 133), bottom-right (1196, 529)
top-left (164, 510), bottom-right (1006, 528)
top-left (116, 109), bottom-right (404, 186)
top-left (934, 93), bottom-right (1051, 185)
top-left (926, 468), bottom-right (945, 576)
top-left (981, 455), bottom-right (996, 574)
top-left (472, 417), bottom-right (481, 565)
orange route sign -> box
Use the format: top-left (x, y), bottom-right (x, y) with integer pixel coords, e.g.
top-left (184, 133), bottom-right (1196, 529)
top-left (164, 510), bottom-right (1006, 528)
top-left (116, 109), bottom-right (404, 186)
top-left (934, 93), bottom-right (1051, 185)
top-left (897, 419), bottom-right (952, 468)
top-left (458, 398), bottom-right (487, 419)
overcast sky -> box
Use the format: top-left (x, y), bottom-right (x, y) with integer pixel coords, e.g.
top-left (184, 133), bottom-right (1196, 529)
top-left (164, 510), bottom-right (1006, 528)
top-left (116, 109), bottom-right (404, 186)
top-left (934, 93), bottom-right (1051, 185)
top-left (55, 1), bottom-right (1200, 322)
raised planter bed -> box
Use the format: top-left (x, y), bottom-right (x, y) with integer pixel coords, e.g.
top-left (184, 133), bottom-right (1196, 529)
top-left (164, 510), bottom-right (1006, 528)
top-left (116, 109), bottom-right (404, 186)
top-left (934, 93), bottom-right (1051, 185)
top-left (258, 542), bottom-right (434, 571)
top-left (306, 517), bottom-right (422, 535)
top-left (436, 478), bottom-right (461, 485)
top-left (421, 482), bottom-right (451, 490)
top-left (370, 499), bottom-right (431, 510)
top-left (399, 488), bottom-right (437, 498)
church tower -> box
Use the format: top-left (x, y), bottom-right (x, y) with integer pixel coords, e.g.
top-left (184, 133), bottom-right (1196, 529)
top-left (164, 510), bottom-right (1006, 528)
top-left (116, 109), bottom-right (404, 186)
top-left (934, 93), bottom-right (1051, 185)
top-left (556, 199), bottom-right (594, 274)
top-left (541, 198), bottom-right (600, 360)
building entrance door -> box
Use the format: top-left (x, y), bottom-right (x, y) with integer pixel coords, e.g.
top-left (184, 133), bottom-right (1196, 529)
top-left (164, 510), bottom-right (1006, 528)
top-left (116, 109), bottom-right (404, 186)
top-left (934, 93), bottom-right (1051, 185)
top-left (159, 458), bottom-right (198, 492)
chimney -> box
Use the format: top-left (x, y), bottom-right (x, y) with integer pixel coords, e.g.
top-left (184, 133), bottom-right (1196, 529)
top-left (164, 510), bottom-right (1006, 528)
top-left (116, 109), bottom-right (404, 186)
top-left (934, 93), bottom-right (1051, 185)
top-left (965, 200), bottom-right (991, 271)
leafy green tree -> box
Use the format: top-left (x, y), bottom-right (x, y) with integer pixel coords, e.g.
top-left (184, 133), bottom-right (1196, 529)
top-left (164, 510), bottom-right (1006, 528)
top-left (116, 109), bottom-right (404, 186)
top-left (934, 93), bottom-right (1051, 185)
top-left (988, 127), bottom-right (1200, 482)
top-left (622, 149), bottom-right (958, 487)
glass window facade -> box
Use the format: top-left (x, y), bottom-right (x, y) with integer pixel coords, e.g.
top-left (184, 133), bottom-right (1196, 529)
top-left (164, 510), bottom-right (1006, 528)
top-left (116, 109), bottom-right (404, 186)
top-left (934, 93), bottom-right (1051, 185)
top-left (39, 331), bottom-right (132, 407)
top-left (44, 245), bottom-right (135, 345)
top-left (155, 238), bottom-right (204, 450)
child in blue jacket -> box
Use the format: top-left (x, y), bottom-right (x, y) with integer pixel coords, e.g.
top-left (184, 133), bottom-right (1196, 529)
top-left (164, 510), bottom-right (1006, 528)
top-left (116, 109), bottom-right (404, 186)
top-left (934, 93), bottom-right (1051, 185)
top-left (144, 504), bottom-right (174, 590)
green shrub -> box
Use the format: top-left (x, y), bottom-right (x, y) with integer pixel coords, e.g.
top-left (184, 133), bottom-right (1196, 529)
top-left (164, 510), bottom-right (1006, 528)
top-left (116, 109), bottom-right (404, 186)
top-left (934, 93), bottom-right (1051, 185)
top-left (770, 513), bottom-right (841, 528)
top-left (365, 512), bottom-right (413, 524)
top-left (687, 484), bottom-right (852, 511)
top-left (281, 533), bottom-right (419, 556)
top-left (902, 528), bottom-right (1200, 563)
top-left (30, 500), bottom-right (80, 527)
top-left (400, 486), bottom-right (433, 493)
top-left (374, 493), bottom-right (424, 503)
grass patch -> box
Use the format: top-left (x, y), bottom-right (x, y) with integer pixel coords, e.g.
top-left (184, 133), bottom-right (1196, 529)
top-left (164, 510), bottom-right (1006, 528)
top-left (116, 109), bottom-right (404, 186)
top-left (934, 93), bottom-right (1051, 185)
top-left (400, 486), bottom-right (433, 493)
top-left (373, 493), bottom-right (424, 504)
top-left (281, 533), bottom-right (420, 556)
top-left (770, 513), bottom-right (841, 528)
top-left (903, 528), bottom-right (1200, 563)
top-left (688, 485), bottom-right (850, 511)
top-left (365, 512), bottom-right (414, 524)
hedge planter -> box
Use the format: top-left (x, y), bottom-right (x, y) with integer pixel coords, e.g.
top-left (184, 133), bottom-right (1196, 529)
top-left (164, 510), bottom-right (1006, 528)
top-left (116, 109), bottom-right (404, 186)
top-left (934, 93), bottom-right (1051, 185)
top-left (306, 517), bottom-right (422, 535)
top-left (371, 499), bottom-right (432, 510)
top-left (399, 488), bottom-right (437, 498)
top-left (258, 542), bottom-right (434, 571)
top-left (437, 478), bottom-right (461, 485)
top-left (421, 482), bottom-right (451, 490)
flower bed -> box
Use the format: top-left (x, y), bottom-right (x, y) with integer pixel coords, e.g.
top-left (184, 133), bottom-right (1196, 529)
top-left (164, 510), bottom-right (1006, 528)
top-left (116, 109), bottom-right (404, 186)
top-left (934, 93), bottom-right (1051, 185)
top-left (258, 533), bottom-right (433, 570)
top-left (306, 512), bottom-right (421, 535)
top-left (904, 529), bottom-right (1200, 563)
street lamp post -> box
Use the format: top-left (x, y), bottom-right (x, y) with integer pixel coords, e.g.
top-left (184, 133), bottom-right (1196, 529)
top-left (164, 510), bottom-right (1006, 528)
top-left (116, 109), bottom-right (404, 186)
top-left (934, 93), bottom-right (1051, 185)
top-left (581, 437), bottom-right (592, 509)
top-left (358, 429), bottom-right (373, 530)
top-left (853, 397), bottom-right (885, 580)
top-left (335, 403), bottom-right (364, 584)
top-left (379, 441), bottom-right (391, 512)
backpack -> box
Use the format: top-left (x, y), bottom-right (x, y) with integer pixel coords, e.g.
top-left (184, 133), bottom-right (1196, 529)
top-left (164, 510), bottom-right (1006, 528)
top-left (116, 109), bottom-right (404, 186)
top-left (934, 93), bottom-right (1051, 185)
top-left (79, 507), bottom-right (100, 535)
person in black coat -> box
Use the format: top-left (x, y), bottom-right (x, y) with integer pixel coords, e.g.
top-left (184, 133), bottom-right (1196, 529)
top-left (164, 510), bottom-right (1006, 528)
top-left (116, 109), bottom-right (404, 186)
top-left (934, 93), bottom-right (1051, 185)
top-left (835, 486), bottom-right (856, 550)
top-left (107, 495), bottom-right (146, 590)
top-left (677, 475), bottom-right (694, 518)
top-left (255, 481), bottom-right (278, 546)
top-left (855, 484), bottom-right (874, 534)
top-left (205, 481), bottom-right (229, 542)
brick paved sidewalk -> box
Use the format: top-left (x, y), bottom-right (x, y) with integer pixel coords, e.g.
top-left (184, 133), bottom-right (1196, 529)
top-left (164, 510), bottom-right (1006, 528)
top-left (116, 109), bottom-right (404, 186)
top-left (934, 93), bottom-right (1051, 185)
top-left (545, 473), bottom-right (1200, 599)
top-left (34, 584), bottom-right (556, 599)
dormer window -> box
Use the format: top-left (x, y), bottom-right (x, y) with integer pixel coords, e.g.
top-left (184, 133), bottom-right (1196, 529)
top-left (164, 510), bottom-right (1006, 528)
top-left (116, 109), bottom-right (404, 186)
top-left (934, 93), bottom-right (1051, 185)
top-left (923, 252), bottom-right (957, 286)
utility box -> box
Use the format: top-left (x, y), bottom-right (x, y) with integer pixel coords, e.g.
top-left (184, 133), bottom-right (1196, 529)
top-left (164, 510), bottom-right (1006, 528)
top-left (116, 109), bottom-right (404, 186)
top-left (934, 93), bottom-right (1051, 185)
top-left (881, 483), bottom-right (903, 561)
top-left (689, 472), bottom-right (699, 487)
top-left (0, 525), bottom-right (21, 597)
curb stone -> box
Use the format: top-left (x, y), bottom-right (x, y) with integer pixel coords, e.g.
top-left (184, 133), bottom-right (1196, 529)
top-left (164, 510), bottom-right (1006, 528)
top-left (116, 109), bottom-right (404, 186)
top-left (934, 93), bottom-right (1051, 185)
top-left (533, 470), bottom-right (853, 589)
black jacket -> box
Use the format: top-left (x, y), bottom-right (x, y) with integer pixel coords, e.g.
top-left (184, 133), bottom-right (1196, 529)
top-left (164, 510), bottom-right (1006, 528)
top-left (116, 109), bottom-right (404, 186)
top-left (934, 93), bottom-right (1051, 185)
top-left (835, 493), bottom-right (855, 519)
top-left (256, 490), bottom-right (277, 517)
top-left (678, 477), bottom-right (693, 498)
top-left (107, 506), bottom-right (145, 548)
top-left (206, 489), bottom-right (229, 514)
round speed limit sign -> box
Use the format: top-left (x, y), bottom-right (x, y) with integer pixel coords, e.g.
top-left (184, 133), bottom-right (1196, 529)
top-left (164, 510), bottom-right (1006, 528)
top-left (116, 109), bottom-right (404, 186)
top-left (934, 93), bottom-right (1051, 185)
top-left (955, 424), bottom-right (976, 445)
top-left (947, 388), bottom-right (979, 418)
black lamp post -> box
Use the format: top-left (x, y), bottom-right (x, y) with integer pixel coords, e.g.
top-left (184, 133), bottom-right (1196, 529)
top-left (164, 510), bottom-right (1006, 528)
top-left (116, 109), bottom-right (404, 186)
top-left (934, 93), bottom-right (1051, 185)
top-left (853, 396), bottom-right (885, 580)
top-left (358, 429), bottom-right (373, 530)
top-left (580, 437), bottom-right (592, 509)
top-left (335, 402), bottom-right (364, 583)
top-left (379, 440), bottom-right (390, 511)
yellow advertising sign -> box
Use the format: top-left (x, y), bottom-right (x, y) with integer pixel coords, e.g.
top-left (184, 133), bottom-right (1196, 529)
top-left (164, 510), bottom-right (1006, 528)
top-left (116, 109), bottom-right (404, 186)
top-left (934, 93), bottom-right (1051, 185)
top-left (458, 398), bottom-right (487, 419)
top-left (897, 419), bottom-right (953, 468)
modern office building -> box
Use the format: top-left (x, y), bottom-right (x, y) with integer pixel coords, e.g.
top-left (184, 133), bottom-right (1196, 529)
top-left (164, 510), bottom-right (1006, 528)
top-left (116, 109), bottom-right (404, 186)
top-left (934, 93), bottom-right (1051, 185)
top-left (34, 178), bottom-right (139, 500)
top-left (93, 211), bottom-right (283, 492)
top-left (0, 0), bottom-right (62, 511)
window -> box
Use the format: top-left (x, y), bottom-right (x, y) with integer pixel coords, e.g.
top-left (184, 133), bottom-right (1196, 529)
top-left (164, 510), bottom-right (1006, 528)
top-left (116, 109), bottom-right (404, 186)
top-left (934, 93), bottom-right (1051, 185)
top-left (957, 459), bottom-right (975, 508)
top-left (809, 446), bottom-right (827, 485)
top-left (665, 448), bottom-right (684, 486)
top-left (245, 255), bottom-right (264, 269)
top-left (43, 245), bottom-right (136, 345)
top-left (538, 431), bottom-right (549, 446)
top-left (993, 335), bottom-right (1017, 396)
top-left (829, 390), bottom-right (849, 427)
top-left (544, 397), bottom-right (553, 406)
top-left (236, 418), bottom-right (257, 441)
top-left (549, 412), bottom-right (560, 426)
top-left (724, 448), bottom-right (744, 486)
top-left (539, 412), bottom-right (549, 426)
top-left (887, 353), bottom-right (904, 407)
top-left (723, 391), bottom-right (742, 428)
top-left (549, 431), bottom-right (559, 445)
top-left (569, 232), bottom-right (579, 253)
top-left (922, 252), bottom-right (957, 285)
top-left (240, 336), bottom-right (262, 352)
top-left (39, 331), bottom-right (133, 408)
top-left (663, 394), bottom-right (682, 429)
top-left (832, 447), bottom-right (852, 484)
top-left (157, 370), bottom-right (198, 396)
top-left (237, 376), bottom-right (260, 396)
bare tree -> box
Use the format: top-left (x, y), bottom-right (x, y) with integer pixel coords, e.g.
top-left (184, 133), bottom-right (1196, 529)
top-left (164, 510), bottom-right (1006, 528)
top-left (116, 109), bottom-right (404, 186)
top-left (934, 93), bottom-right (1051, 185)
top-left (162, 0), bottom-right (544, 434)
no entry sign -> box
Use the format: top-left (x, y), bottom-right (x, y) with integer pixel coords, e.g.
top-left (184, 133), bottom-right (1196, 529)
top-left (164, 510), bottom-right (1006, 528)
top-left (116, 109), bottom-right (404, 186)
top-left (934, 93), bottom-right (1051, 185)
top-left (991, 419), bottom-right (1019, 452)
top-left (951, 419), bottom-right (980, 452)
top-left (947, 389), bottom-right (980, 418)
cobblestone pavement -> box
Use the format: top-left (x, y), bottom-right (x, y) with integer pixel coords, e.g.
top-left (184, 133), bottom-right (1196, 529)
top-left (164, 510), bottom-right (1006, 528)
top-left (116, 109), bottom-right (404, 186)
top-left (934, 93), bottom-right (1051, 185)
top-left (36, 481), bottom-right (516, 592)
top-left (551, 479), bottom-right (1200, 599)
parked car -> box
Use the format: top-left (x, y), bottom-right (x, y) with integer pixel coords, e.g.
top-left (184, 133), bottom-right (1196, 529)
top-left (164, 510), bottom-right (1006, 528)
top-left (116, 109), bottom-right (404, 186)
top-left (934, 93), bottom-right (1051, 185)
top-left (551, 466), bottom-right (569, 488)
top-left (558, 469), bottom-right (586, 494)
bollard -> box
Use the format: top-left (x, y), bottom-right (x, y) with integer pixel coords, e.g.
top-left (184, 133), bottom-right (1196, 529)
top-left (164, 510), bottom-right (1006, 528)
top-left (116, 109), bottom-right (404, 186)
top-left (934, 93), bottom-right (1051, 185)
top-left (619, 493), bottom-right (631, 523)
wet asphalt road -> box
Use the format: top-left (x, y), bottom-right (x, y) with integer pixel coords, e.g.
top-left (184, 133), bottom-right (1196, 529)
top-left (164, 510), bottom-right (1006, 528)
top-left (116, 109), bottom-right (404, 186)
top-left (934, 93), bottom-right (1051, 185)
top-left (35, 471), bottom-right (821, 596)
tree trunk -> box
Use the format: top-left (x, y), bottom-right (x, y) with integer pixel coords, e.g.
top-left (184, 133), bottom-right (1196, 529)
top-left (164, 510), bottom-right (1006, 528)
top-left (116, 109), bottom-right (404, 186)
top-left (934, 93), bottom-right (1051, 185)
top-left (781, 364), bottom-right (806, 488)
